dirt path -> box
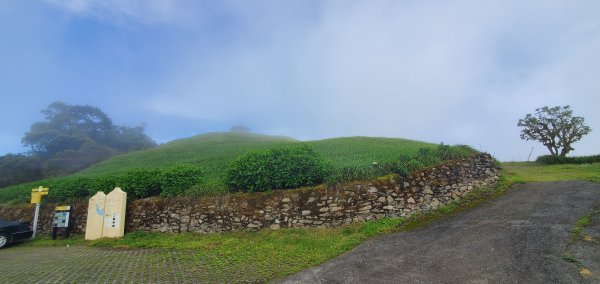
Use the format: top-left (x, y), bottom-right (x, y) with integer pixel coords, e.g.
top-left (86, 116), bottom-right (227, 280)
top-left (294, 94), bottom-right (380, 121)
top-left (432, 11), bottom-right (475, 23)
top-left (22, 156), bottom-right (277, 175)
top-left (280, 181), bottom-right (600, 283)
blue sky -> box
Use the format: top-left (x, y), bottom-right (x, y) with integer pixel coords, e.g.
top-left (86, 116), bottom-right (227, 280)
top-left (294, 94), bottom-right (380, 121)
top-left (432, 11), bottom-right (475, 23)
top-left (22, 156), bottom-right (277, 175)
top-left (1, 0), bottom-right (599, 161)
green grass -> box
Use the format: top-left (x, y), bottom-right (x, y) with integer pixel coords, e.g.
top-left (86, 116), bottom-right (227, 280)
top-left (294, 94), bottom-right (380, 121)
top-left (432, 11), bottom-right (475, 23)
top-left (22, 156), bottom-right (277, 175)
top-left (501, 162), bottom-right (600, 185)
top-left (570, 201), bottom-right (600, 242)
top-left (76, 133), bottom-right (436, 178)
top-left (562, 253), bottom-right (583, 266)
top-left (572, 213), bottom-right (592, 241)
top-left (76, 132), bottom-right (299, 177)
top-left (0, 132), bottom-right (439, 204)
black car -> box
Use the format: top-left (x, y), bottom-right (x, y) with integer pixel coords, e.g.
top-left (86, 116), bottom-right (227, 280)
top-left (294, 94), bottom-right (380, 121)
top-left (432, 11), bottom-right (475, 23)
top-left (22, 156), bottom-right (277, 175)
top-left (0, 219), bottom-right (33, 249)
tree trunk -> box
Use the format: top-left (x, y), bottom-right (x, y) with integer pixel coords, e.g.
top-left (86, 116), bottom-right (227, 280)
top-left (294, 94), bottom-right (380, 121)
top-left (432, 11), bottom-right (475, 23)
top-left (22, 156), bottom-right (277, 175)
top-left (559, 142), bottom-right (571, 157)
top-left (546, 145), bottom-right (557, 156)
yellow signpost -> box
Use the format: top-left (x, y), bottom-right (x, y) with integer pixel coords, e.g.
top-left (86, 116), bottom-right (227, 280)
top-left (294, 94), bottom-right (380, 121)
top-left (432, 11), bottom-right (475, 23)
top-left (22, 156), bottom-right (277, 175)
top-left (31, 186), bottom-right (48, 204)
top-left (31, 186), bottom-right (49, 239)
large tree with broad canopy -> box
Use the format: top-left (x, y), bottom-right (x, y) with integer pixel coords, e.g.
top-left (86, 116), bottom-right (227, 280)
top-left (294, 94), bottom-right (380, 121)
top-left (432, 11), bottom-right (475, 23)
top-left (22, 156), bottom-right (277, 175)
top-left (518, 105), bottom-right (591, 157)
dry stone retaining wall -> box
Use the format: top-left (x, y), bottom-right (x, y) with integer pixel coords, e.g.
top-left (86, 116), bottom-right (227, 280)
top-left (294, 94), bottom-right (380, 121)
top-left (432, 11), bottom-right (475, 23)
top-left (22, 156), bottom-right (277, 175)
top-left (0, 153), bottom-right (499, 235)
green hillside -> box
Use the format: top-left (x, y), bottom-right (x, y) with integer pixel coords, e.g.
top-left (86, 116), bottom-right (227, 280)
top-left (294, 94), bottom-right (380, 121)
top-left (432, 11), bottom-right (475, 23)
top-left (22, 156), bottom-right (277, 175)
top-left (0, 132), bottom-right (455, 204)
top-left (75, 132), bottom-right (436, 178)
top-left (75, 132), bottom-right (299, 177)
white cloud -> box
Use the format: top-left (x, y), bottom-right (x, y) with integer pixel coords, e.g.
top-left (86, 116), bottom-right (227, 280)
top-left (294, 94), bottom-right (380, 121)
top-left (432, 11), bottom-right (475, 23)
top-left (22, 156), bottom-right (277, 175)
top-left (45, 0), bottom-right (600, 160)
top-left (44, 0), bottom-right (200, 25)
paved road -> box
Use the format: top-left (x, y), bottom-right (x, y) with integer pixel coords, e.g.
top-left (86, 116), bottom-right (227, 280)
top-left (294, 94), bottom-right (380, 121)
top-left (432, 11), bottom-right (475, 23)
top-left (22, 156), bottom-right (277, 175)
top-left (0, 244), bottom-right (284, 283)
top-left (281, 181), bottom-right (600, 284)
top-left (0, 246), bottom-right (261, 283)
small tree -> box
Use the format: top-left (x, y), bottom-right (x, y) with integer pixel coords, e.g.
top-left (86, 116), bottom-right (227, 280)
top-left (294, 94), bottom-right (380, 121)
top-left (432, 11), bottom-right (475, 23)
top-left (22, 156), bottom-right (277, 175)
top-left (518, 106), bottom-right (591, 157)
top-left (230, 124), bottom-right (250, 133)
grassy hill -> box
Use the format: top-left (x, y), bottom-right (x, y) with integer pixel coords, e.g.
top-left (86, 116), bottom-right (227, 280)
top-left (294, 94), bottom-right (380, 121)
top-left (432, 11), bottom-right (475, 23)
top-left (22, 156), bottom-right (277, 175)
top-left (76, 132), bottom-right (437, 178)
top-left (74, 132), bottom-right (299, 177)
top-left (0, 132), bottom-right (445, 204)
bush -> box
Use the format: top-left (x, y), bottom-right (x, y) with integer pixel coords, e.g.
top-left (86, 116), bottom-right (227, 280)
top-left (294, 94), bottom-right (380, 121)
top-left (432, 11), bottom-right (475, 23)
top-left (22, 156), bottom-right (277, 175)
top-left (49, 177), bottom-right (93, 202)
top-left (326, 164), bottom-right (383, 185)
top-left (436, 143), bottom-right (474, 161)
top-left (536, 154), bottom-right (600, 165)
top-left (381, 161), bottom-right (410, 176)
top-left (118, 168), bottom-right (162, 198)
top-left (536, 155), bottom-right (568, 164)
top-left (187, 178), bottom-right (230, 197)
top-left (227, 145), bottom-right (332, 192)
top-left (0, 165), bottom-right (206, 204)
top-left (160, 165), bottom-right (204, 197)
top-left (87, 175), bottom-right (118, 193)
top-left (325, 144), bottom-right (473, 184)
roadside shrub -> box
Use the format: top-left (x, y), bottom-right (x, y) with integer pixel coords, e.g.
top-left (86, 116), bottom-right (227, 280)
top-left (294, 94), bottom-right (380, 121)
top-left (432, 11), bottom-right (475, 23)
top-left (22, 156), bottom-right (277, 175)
top-left (396, 155), bottom-right (426, 173)
top-left (0, 166), bottom-right (207, 204)
top-left (118, 168), bottom-right (162, 198)
top-left (573, 155), bottom-right (600, 164)
top-left (390, 150), bottom-right (439, 175)
top-left (536, 155), bottom-right (568, 164)
top-left (437, 143), bottom-right (474, 161)
top-left (227, 145), bottom-right (332, 192)
top-left (0, 184), bottom-right (31, 205)
top-left (188, 178), bottom-right (230, 197)
top-left (382, 161), bottom-right (410, 176)
top-left (326, 144), bottom-right (473, 184)
top-left (160, 165), bottom-right (204, 197)
top-left (87, 175), bottom-right (118, 193)
top-left (49, 177), bottom-right (92, 202)
top-left (326, 164), bottom-right (383, 185)
top-left (416, 148), bottom-right (441, 165)
top-left (536, 154), bottom-right (600, 165)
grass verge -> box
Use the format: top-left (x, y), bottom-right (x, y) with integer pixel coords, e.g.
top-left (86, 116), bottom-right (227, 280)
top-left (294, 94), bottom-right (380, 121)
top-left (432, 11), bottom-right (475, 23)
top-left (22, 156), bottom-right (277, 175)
top-left (501, 162), bottom-right (600, 184)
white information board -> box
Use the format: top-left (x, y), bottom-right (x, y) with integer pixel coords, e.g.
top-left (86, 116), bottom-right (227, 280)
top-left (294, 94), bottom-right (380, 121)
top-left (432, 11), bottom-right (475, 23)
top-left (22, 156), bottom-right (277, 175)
top-left (85, 191), bottom-right (106, 240)
top-left (102, 187), bottom-right (127, 238)
top-left (85, 187), bottom-right (127, 240)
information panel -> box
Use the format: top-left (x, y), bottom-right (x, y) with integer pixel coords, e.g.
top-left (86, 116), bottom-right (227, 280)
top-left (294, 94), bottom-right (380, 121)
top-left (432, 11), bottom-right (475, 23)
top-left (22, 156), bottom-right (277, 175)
top-left (102, 187), bottom-right (127, 238)
top-left (53, 212), bottom-right (70, 228)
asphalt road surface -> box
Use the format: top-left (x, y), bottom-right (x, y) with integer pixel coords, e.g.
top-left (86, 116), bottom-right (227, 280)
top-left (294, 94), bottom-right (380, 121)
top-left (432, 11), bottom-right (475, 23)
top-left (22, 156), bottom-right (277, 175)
top-left (280, 181), bottom-right (600, 284)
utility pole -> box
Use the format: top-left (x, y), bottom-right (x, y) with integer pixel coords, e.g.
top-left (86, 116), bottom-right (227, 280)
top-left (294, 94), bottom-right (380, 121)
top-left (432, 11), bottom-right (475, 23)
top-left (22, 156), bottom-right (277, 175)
top-left (527, 147), bottom-right (535, 162)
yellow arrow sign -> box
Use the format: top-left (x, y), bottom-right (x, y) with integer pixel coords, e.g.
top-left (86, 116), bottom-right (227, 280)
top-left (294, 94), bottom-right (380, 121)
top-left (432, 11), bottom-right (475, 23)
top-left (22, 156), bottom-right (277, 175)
top-left (32, 186), bottom-right (49, 193)
top-left (31, 186), bottom-right (49, 204)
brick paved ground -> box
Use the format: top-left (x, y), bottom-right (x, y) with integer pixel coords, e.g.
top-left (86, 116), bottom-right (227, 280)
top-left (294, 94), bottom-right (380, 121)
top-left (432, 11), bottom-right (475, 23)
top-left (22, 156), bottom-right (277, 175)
top-left (0, 245), bottom-right (272, 283)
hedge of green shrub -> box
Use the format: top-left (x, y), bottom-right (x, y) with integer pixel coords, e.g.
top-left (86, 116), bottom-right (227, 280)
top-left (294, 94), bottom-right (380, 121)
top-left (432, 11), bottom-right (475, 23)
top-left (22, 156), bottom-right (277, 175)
top-left (160, 165), bottom-right (204, 197)
top-left (325, 144), bottom-right (475, 184)
top-left (119, 168), bottom-right (163, 199)
top-left (536, 154), bottom-right (600, 165)
top-left (227, 145), bottom-right (332, 192)
top-left (32, 164), bottom-right (205, 202)
top-left (0, 143), bottom-right (474, 204)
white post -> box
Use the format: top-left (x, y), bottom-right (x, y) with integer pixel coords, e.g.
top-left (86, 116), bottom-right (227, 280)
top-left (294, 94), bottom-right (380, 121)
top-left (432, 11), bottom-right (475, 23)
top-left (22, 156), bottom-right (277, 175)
top-left (32, 202), bottom-right (41, 239)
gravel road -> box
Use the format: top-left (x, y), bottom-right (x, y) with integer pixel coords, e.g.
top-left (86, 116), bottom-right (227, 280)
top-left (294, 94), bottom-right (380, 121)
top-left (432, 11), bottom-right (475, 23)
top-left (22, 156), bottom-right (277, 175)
top-left (280, 181), bottom-right (600, 284)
